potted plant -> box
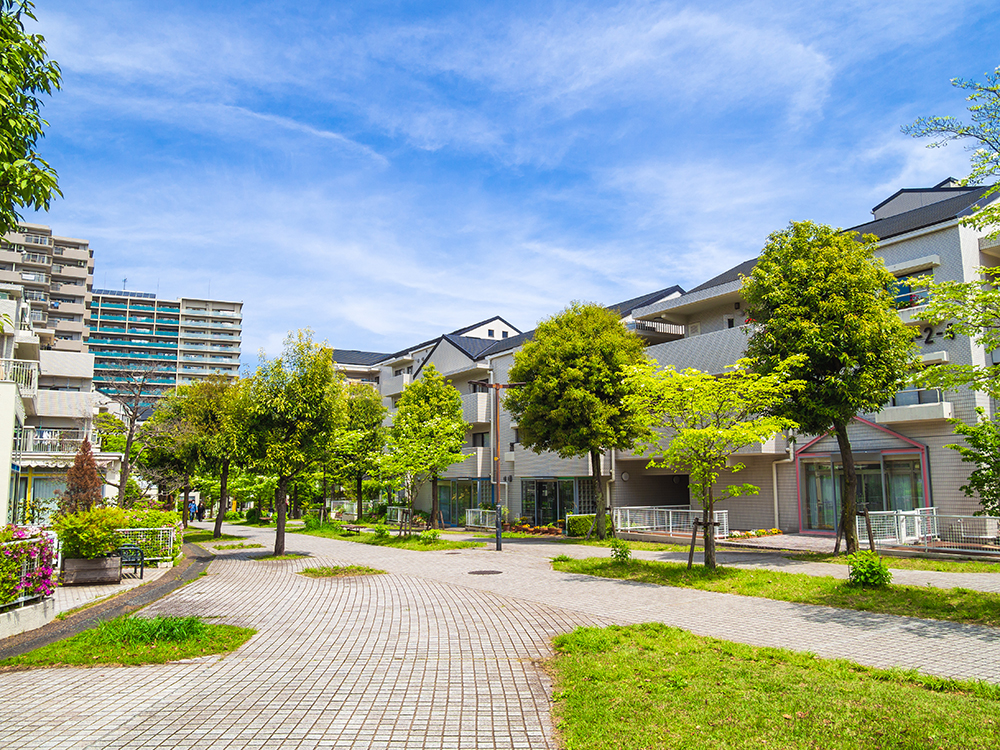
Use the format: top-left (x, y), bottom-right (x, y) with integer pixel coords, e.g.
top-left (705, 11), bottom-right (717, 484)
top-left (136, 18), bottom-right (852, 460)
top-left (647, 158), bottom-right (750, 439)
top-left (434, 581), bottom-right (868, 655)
top-left (54, 507), bottom-right (128, 585)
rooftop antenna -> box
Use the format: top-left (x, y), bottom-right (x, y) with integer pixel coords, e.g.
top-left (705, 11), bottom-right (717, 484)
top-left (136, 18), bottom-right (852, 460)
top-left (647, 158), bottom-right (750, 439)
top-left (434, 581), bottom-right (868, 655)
top-left (122, 276), bottom-right (127, 291)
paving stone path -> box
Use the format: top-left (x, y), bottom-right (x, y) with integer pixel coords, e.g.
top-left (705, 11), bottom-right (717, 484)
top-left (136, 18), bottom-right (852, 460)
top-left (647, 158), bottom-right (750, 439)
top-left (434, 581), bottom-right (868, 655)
top-left (3, 524), bottom-right (1000, 750)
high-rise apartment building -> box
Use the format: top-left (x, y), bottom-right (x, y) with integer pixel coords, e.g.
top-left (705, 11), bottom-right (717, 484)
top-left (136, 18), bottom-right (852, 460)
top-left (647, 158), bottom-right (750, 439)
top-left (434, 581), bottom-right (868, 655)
top-left (0, 222), bottom-right (93, 352)
top-left (88, 290), bottom-right (242, 406)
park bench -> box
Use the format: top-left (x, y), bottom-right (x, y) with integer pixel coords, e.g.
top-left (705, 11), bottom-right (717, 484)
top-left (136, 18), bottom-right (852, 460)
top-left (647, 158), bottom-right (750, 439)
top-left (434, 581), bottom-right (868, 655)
top-left (113, 543), bottom-right (145, 579)
top-left (342, 524), bottom-right (365, 535)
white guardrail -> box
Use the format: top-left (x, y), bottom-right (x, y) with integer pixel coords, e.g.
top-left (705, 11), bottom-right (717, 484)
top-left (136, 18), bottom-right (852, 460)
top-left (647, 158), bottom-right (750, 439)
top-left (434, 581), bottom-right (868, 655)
top-left (613, 505), bottom-right (730, 539)
top-left (856, 508), bottom-right (1000, 556)
top-left (464, 508), bottom-right (497, 530)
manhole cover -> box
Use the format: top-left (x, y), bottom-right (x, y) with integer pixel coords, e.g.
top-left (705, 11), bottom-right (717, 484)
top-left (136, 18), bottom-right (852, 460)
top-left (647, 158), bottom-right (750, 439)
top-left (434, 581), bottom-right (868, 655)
top-left (468, 570), bottom-right (503, 575)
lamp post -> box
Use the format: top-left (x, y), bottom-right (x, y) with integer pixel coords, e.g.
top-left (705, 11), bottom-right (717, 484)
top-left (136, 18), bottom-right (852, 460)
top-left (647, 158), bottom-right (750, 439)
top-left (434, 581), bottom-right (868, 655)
top-left (469, 378), bottom-right (524, 551)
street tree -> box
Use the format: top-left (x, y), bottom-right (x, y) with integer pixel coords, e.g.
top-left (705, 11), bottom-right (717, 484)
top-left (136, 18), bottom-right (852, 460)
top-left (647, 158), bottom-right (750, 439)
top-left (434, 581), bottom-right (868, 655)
top-left (245, 330), bottom-right (344, 556)
top-left (903, 65), bottom-right (1000, 239)
top-left (332, 382), bottom-right (386, 521)
top-left (742, 221), bottom-right (917, 553)
top-left (382, 363), bottom-right (466, 531)
top-left (945, 407), bottom-right (1000, 517)
top-left (0, 0), bottom-right (62, 234)
top-left (505, 303), bottom-right (649, 539)
top-left (627, 362), bottom-right (801, 569)
top-left (57, 437), bottom-right (103, 514)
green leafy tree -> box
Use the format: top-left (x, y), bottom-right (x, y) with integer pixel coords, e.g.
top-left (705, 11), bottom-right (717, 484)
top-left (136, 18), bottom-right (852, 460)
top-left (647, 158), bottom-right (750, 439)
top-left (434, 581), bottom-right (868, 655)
top-left (627, 362), bottom-right (801, 569)
top-left (742, 221), bottom-right (917, 553)
top-left (141, 388), bottom-right (201, 527)
top-left (0, 0), bottom-right (62, 234)
top-left (505, 303), bottom-right (649, 539)
top-left (903, 66), bottom-right (1000, 239)
top-left (332, 382), bottom-right (386, 521)
top-left (382, 363), bottom-right (467, 530)
top-left (945, 408), bottom-right (1000, 516)
top-left (245, 330), bottom-right (344, 555)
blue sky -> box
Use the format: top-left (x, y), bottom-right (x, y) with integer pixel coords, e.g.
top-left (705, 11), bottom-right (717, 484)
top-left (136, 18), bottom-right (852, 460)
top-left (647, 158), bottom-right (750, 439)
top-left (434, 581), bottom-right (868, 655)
top-left (22, 0), bottom-right (1000, 363)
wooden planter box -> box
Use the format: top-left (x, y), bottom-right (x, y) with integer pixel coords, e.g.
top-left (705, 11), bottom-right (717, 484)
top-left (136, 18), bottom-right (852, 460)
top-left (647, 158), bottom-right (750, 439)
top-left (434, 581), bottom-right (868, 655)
top-left (61, 557), bottom-right (122, 586)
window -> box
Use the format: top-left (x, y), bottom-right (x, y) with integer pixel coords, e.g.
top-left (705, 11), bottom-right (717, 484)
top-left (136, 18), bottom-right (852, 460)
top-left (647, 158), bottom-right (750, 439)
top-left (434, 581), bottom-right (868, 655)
top-left (726, 316), bottom-right (736, 329)
top-left (394, 368), bottom-right (403, 377)
top-left (502, 331), bottom-right (508, 339)
top-left (892, 271), bottom-right (931, 309)
top-left (488, 329), bottom-right (495, 337)
top-left (472, 432), bottom-right (490, 448)
top-left (470, 382), bottom-right (489, 394)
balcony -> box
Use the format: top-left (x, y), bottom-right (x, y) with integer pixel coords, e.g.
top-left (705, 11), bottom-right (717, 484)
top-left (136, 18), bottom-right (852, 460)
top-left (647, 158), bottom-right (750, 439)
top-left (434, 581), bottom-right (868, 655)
top-left (441, 447), bottom-right (491, 478)
top-left (462, 392), bottom-right (490, 424)
top-left (873, 388), bottom-right (953, 425)
top-left (625, 318), bottom-right (686, 344)
top-left (0, 358), bottom-right (38, 397)
top-left (16, 428), bottom-right (101, 454)
top-left (20, 252), bottom-right (50, 266)
top-left (383, 372), bottom-right (411, 395)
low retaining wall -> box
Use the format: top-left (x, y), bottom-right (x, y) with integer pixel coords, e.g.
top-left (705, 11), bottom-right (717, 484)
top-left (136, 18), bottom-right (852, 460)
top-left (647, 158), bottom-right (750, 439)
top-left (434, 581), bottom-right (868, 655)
top-left (0, 598), bottom-right (57, 640)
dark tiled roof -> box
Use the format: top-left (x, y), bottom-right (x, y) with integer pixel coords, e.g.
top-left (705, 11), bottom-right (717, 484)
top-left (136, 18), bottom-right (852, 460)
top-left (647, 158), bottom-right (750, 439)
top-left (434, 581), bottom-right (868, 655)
top-left (849, 185), bottom-right (995, 240)
top-left (450, 316), bottom-right (522, 336)
top-left (687, 257), bottom-right (759, 294)
top-left (442, 334), bottom-right (501, 360)
top-left (480, 329), bottom-right (536, 357)
top-left (331, 349), bottom-right (390, 366)
top-left (608, 285), bottom-right (685, 317)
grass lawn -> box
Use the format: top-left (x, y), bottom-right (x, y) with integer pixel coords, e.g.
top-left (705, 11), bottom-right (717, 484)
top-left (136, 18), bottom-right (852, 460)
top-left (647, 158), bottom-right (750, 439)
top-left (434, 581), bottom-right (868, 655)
top-left (183, 531), bottom-right (245, 544)
top-left (299, 565), bottom-right (386, 577)
top-left (214, 542), bottom-right (264, 550)
top-left (293, 525), bottom-right (483, 551)
top-left (793, 551), bottom-right (1000, 574)
top-left (552, 557), bottom-right (1000, 627)
top-left (551, 623), bottom-right (1000, 750)
top-left (0, 616), bottom-right (255, 668)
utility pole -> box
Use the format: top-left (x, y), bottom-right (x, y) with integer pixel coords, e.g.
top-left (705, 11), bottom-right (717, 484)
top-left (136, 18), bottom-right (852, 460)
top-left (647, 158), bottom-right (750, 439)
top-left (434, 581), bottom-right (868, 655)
top-left (469, 379), bottom-right (524, 551)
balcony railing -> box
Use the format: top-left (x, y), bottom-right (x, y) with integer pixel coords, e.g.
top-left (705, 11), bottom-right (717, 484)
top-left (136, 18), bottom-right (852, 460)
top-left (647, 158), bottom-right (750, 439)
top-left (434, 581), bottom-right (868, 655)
top-left (16, 428), bottom-right (101, 454)
top-left (625, 319), bottom-right (686, 337)
top-left (0, 359), bottom-right (38, 396)
top-left (890, 388), bottom-right (941, 407)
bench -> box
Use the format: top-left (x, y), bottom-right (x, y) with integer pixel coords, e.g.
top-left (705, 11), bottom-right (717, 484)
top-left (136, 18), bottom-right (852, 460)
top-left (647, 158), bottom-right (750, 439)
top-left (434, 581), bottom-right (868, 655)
top-left (113, 544), bottom-right (145, 579)
top-left (342, 525), bottom-right (365, 535)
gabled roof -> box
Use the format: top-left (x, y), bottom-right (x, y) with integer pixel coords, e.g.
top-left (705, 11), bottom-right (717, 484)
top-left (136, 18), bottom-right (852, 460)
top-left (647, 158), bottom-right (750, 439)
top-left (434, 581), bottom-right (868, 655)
top-left (849, 184), bottom-right (996, 241)
top-left (450, 316), bottom-right (521, 336)
top-left (331, 349), bottom-right (390, 366)
top-left (686, 258), bottom-right (758, 295)
top-left (442, 334), bottom-right (501, 360)
top-left (608, 285), bottom-right (685, 317)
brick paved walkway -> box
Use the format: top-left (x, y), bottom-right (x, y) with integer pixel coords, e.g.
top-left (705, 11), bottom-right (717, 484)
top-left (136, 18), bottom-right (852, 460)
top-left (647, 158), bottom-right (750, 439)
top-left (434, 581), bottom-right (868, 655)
top-left (3, 524), bottom-right (1000, 750)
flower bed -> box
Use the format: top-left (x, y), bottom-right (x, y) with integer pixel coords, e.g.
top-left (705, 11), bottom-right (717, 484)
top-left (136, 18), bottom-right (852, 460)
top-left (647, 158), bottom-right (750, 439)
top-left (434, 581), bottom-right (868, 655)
top-left (505, 523), bottom-right (561, 536)
top-left (728, 528), bottom-right (783, 539)
top-left (1, 526), bottom-right (57, 609)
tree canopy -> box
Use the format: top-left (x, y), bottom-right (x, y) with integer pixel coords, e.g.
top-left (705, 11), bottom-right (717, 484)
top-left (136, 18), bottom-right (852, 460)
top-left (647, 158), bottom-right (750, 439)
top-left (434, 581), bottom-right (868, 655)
top-left (505, 302), bottom-right (649, 539)
top-left (332, 382), bottom-right (386, 518)
top-left (903, 65), bottom-right (1000, 239)
top-left (0, 0), bottom-right (62, 233)
top-left (382, 363), bottom-right (466, 527)
top-left (627, 361), bottom-right (801, 568)
top-left (742, 221), bottom-right (917, 553)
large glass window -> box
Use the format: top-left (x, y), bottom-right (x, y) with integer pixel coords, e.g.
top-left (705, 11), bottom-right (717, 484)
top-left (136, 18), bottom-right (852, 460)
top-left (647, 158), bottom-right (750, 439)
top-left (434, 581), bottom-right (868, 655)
top-left (521, 480), bottom-right (536, 522)
top-left (885, 458), bottom-right (924, 512)
top-left (804, 462), bottom-right (837, 531)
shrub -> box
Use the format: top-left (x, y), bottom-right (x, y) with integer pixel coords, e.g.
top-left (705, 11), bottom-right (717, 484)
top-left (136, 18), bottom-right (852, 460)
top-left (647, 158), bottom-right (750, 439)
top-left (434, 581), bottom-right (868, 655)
top-left (122, 509), bottom-right (182, 560)
top-left (373, 523), bottom-right (389, 541)
top-left (846, 550), bottom-right (893, 588)
top-left (610, 537), bottom-right (632, 564)
top-left (224, 511), bottom-right (243, 522)
top-left (552, 554), bottom-right (572, 563)
top-left (567, 514), bottom-right (598, 537)
top-left (245, 508), bottom-right (261, 524)
top-left (419, 529), bottom-right (440, 545)
top-left (54, 507), bottom-right (128, 559)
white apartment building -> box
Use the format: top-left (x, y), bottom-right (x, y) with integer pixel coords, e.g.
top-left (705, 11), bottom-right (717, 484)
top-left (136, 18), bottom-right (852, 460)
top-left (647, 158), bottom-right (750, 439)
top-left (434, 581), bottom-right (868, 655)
top-left (0, 223), bottom-right (93, 352)
top-left (335, 180), bottom-right (1000, 534)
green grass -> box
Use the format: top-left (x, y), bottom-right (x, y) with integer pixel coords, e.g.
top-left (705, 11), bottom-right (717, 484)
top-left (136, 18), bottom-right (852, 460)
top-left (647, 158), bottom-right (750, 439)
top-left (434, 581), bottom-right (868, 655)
top-left (469, 532), bottom-right (693, 552)
top-left (552, 557), bottom-right (1000, 627)
top-left (550, 623), bottom-right (1000, 750)
top-left (183, 531), bottom-right (245, 544)
top-left (0, 615), bottom-right (255, 668)
top-left (254, 553), bottom-right (308, 560)
top-left (299, 565), bottom-right (386, 578)
top-left (792, 551), bottom-right (1000, 573)
top-left (474, 531), bottom-right (563, 539)
top-left (294, 526), bottom-right (483, 551)
top-left (214, 542), bottom-right (264, 550)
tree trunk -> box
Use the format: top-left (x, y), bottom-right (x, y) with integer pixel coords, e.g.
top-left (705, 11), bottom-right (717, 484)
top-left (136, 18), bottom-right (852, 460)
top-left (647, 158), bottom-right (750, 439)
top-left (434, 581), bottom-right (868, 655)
top-left (834, 421), bottom-right (859, 554)
top-left (590, 450), bottom-right (607, 540)
top-left (292, 483), bottom-right (300, 520)
top-left (431, 475), bottom-right (440, 529)
top-left (182, 484), bottom-right (190, 529)
top-left (703, 491), bottom-right (717, 570)
top-left (213, 458), bottom-right (231, 539)
top-left (117, 425), bottom-right (137, 507)
top-left (274, 475), bottom-right (289, 556)
top-left (355, 472), bottom-right (364, 522)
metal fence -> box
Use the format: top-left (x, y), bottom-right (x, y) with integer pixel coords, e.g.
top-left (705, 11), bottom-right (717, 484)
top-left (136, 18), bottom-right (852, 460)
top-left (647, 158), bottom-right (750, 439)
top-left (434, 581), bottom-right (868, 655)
top-left (856, 508), bottom-right (1000, 556)
top-left (327, 500), bottom-right (357, 519)
top-left (613, 505), bottom-right (730, 539)
top-left (465, 508), bottom-right (496, 530)
top-left (116, 527), bottom-right (176, 562)
top-left (386, 506), bottom-right (411, 526)
top-left (1, 531), bottom-right (57, 609)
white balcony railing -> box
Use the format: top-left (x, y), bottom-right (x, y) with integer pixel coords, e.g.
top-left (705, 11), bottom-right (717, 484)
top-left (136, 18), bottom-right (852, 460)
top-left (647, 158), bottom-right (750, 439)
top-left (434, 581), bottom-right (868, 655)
top-left (0, 358), bottom-right (38, 397)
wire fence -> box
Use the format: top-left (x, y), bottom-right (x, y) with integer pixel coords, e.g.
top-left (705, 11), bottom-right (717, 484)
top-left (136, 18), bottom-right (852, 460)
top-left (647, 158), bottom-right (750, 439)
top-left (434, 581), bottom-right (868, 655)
top-left (116, 527), bottom-right (176, 562)
top-left (1, 531), bottom-right (57, 609)
top-left (613, 506), bottom-right (729, 539)
top-left (465, 508), bottom-right (496, 530)
top-left (856, 508), bottom-right (1000, 556)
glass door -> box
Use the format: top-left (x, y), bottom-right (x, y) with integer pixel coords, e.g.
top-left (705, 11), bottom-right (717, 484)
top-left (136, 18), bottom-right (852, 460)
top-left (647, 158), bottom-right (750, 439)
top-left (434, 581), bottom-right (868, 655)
top-left (803, 462), bottom-right (836, 531)
top-left (537, 481), bottom-right (558, 525)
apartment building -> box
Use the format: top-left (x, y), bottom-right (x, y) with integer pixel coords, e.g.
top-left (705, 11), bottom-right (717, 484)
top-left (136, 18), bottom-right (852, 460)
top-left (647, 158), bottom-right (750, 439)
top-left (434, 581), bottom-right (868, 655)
top-left (0, 223), bottom-right (93, 352)
top-left (0, 284), bottom-right (121, 525)
top-left (88, 290), bottom-right (242, 409)
top-left (334, 179), bottom-right (1000, 534)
